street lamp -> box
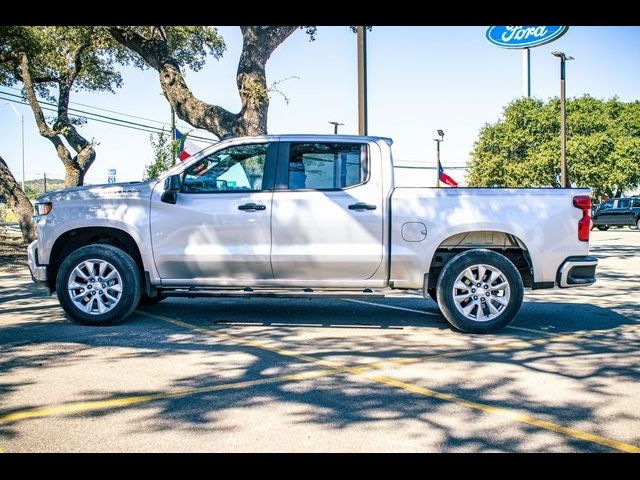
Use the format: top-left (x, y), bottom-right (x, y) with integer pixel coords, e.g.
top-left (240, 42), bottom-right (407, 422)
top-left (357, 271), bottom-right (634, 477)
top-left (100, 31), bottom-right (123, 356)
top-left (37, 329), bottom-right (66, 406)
top-left (434, 130), bottom-right (444, 188)
top-left (328, 121), bottom-right (344, 134)
top-left (552, 51), bottom-right (574, 188)
top-left (357, 26), bottom-right (368, 135)
top-left (3, 102), bottom-right (25, 191)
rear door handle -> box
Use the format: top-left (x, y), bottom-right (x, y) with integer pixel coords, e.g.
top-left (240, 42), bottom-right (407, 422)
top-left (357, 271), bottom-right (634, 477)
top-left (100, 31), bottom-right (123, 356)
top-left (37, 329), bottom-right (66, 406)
top-left (348, 202), bottom-right (377, 211)
top-left (238, 203), bottom-right (266, 212)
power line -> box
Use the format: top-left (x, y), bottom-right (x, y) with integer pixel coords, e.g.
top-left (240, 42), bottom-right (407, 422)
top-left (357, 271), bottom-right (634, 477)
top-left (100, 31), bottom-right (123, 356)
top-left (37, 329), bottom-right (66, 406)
top-left (2, 85), bottom-right (170, 127)
top-left (2, 85), bottom-right (218, 143)
top-left (394, 165), bottom-right (467, 170)
top-left (0, 95), bottom-right (165, 135)
top-left (0, 90), bottom-right (218, 144)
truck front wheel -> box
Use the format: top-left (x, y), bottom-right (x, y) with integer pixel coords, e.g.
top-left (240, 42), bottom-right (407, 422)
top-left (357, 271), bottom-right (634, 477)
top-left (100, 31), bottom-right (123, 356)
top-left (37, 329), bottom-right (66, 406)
top-left (436, 249), bottom-right (524, 333)
top-left (56, 244), bottom-right (142, 326)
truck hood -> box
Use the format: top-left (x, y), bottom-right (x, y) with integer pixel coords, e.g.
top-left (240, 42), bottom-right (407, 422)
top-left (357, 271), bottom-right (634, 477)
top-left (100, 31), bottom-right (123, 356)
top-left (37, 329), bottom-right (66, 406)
top-left (37, 180), bottom-right (158, 203)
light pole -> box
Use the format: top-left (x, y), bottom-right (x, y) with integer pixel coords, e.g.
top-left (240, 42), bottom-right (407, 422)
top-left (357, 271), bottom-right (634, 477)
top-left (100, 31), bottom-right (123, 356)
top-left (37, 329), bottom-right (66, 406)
top-left (552, 51), bottom-right (574, 188)
top-left (3, 102), bottom-right (25, 190)
top-left (328, 121), bottom-right (344, 134)
top-left (357, 26), bottom-right (368, 135)
top-left (434, 129), bottom-right (444, 188)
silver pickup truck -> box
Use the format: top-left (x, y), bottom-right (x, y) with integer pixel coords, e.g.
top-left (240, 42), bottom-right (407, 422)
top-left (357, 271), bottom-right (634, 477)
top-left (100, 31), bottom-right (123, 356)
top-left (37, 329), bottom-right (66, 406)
top-left (28, 134), bottom-right (597, 333)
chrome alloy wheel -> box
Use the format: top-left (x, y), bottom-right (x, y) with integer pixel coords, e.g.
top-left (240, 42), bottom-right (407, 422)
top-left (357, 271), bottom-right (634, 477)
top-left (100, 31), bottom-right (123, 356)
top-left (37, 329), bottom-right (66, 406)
top-left (452, 264), bottom-right (511, 322)
top-left (67, 259), bottom-right (123, 315)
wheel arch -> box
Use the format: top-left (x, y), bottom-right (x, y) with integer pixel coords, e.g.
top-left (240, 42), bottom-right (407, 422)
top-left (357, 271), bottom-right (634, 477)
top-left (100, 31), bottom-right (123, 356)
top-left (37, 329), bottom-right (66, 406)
top-left (426, 230), bottom-right (534, 293)
top-left (48, 227), bottom-right (146, 293)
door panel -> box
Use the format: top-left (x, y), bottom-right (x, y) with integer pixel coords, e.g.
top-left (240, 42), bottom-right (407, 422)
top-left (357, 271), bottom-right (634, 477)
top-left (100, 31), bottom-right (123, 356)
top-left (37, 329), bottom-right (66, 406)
top-left (270, 141), bottom-right (384, 283)
top-left (150, 141), bottom-right (276, 285)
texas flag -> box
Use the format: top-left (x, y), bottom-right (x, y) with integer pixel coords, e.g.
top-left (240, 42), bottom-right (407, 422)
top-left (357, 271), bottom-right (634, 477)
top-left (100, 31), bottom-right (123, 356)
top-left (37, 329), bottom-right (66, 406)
top-left (175, 129), bottom-right (202, 161)
top-left (438, 162), bottom-right (458, 187)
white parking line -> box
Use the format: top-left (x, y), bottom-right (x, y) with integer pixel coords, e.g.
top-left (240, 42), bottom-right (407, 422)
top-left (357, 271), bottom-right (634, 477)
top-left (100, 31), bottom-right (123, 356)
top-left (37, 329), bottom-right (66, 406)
top-left (343, 298), bottom-right (637, 348)
top-left (341, 298), bottom-right (442, 317)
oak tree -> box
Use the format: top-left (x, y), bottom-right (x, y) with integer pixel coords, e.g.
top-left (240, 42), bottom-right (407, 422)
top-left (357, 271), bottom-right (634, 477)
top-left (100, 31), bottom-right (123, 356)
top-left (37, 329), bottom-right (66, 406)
top-left (0, 26), bottom-right (132, 186)
top-left (467, 96), bottom-right (640, 200)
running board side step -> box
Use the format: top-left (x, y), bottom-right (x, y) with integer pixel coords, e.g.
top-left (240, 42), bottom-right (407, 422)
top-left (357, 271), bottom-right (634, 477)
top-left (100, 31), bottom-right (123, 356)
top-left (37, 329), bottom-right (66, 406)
top-left (159, 288), bottom-right (387, 299)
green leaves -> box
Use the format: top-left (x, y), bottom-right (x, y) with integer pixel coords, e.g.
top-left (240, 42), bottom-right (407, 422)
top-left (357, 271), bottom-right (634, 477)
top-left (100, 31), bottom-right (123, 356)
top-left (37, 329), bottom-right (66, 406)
top-left (467, 96), bottom-right (640, 199)
top-left (107, 26), bottom-right (225, 72)
top-left (0, 26), bottom-right (134, 93)
top-left (143, 130), bottom-right (184, 180)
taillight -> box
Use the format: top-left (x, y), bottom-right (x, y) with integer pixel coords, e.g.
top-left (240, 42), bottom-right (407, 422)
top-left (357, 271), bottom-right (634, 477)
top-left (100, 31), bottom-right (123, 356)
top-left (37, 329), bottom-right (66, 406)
top-left (573, 195), bottom-right (591, 242)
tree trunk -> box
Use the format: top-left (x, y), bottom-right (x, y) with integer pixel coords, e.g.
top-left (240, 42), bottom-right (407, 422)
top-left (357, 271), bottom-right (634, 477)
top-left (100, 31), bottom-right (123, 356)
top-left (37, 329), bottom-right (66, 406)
top-left (0, 154), bottom-right (36, 243)
top-left (64, 166), bottom-right (85, 187)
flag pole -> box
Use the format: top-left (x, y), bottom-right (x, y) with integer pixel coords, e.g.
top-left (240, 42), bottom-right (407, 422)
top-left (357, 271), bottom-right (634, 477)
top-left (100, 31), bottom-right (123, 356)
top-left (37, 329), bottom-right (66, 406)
top-left (436, 139), bottom-right (441, 188)
top-left (434, 129), bottom-right (444, 188)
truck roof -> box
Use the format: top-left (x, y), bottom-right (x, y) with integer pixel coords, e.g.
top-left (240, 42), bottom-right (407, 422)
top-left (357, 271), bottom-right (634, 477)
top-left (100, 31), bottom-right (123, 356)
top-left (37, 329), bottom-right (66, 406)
top-left (218, 134), bottom-right (393, 145)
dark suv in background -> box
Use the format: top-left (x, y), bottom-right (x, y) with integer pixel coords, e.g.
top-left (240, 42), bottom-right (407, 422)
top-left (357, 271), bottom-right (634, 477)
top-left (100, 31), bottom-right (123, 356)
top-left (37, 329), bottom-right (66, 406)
top-left (592, 197), bottom-right (640, 230)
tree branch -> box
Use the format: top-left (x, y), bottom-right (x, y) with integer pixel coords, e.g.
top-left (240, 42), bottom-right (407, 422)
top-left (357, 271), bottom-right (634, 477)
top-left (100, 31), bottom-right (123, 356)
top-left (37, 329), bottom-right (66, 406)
top-left (19, 53), bottom-right (57, 140)
top-left (69, 43), bottom-right (89, 84)
top-left (20, 52), bottom-right (74, 168)
top-left (109, 26), bottom-right (237, 137)
top-left (110, 25), bottom-right (298, 138)
top-left (108, 26), bottom-right (168, 71)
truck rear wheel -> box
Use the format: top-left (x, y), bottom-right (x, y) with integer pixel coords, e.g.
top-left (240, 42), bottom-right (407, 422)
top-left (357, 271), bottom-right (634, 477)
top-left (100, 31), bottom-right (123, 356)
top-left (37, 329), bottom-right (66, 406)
top-left (56, 244), bottom-right (142, 326)
top-left (436, 249), bottom-right (523, 333)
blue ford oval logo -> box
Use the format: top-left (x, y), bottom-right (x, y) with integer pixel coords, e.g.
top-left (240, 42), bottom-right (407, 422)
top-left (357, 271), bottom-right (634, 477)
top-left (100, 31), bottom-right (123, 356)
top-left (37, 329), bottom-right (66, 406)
top-left (486, 26), bottom-right (569, 48)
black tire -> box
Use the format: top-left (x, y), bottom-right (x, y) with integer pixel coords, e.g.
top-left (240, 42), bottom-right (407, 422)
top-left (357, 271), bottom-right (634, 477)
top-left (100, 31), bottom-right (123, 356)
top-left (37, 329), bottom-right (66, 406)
top-left (596, 225), bottom-right (610, 231)
top-left (436, 249), bottom-right (524, 334)
top-left (426, 288), bottom-right (438, 304)
top-left (630, 219), bottom-right (640, 230)
top-left (138, 293), bottom-right (166, 305)
top-left (56, 244), bottom-right (142, 326)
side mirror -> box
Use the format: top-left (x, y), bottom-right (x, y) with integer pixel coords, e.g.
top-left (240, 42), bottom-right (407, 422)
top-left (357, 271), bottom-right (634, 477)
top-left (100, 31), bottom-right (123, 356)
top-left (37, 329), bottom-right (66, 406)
top-left (161, 174), bottom-right (182, 204)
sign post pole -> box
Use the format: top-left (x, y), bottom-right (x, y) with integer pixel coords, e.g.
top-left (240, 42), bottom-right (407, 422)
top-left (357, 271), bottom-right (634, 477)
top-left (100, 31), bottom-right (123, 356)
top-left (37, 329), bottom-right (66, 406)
top-left (522, 48), bottom-right (531, 97)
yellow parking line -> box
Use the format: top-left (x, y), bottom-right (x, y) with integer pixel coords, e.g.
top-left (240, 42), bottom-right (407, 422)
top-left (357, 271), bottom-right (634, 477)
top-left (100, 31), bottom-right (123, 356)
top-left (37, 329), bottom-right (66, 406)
top-left (0, 315), bottom-right (543, 428)
top-left (357, 372), bottom-right (640, 454)
top-left (0, 316), bottom-right (578, 428)
top-left (0, 369), bottom-right (334, 425)
top-left (139, 310), bottom-right (640, 453)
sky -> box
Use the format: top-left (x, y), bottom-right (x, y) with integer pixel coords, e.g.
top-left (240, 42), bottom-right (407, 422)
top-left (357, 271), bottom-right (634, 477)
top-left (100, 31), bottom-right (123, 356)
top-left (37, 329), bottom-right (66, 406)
top-left (1, 26), bottom-right (640, 186)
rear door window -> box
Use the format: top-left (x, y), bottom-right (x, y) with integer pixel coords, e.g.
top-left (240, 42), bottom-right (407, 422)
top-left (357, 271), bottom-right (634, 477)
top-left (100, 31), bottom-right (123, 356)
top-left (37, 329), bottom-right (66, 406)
top-left (285, 142), bottom-right (367, 190)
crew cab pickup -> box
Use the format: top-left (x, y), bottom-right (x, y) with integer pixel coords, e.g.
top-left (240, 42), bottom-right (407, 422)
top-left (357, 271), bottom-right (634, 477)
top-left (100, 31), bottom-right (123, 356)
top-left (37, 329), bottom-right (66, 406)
top-left (28, 135), bottom-right (598, 333)
top-left (591, 197), bottom-right (640, 230)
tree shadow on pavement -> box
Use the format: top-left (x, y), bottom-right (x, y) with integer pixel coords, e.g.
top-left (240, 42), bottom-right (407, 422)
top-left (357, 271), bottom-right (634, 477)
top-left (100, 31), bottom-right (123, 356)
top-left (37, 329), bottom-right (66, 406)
top-left (1, 294), bottom-right (639, 452)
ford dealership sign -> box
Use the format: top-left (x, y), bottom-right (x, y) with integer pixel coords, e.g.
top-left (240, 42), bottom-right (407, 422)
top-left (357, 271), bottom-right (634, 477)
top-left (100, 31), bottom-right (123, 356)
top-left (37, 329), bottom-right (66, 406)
top-left (486, 26), bottom-right (568, 48)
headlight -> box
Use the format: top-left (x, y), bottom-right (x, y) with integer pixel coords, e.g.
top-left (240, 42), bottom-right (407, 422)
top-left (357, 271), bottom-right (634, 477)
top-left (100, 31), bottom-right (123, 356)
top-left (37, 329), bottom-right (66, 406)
top-left (35, 202), bottom-right (52, 216)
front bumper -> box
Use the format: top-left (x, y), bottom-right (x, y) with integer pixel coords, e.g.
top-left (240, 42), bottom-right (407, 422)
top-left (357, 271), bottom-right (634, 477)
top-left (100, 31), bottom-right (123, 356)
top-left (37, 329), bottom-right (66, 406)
top-left (27, 240), bottom-right (48, 286)
top-left (557, 256), bottom-right (598, 288)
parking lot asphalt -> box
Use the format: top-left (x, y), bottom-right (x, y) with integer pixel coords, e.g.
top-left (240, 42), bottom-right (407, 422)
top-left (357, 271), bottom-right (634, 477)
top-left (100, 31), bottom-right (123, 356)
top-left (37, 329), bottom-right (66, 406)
top-left (0, 229), bottom-right (639, 452)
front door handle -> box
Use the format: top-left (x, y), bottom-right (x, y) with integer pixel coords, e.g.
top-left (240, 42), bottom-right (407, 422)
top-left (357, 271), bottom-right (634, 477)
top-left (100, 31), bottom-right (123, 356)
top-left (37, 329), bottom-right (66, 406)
top-left (348, 202), bottom-right (377, 211)
top-left (238, 203), bottom-right (266, 212)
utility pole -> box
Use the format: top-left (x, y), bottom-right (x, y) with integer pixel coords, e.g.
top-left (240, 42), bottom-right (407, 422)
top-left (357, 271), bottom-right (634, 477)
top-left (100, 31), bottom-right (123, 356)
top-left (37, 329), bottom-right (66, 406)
top-left (43, 172), bottom-right (47, 193)
top-left (357, 26), bottom-right (368, 136)
top-left (329, 121), bottom-right (344, 134)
